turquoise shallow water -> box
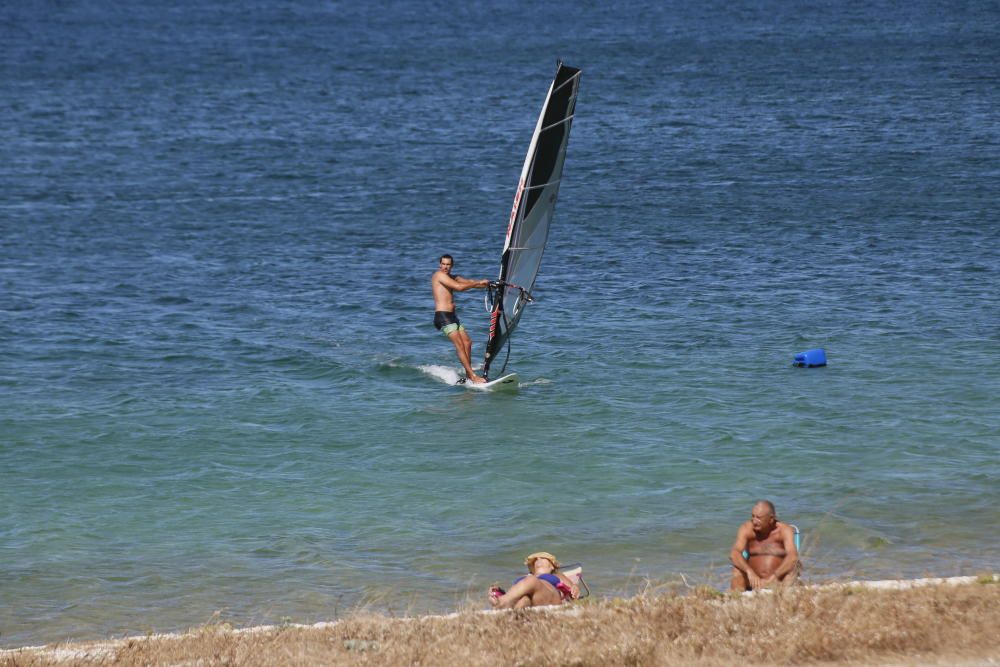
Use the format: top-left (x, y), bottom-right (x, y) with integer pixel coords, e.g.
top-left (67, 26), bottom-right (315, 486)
top-left (2, 0), bottom-right (998, 648)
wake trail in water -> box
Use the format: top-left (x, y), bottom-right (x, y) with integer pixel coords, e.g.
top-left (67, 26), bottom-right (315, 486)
top-left (377, 359), bottom-right (474, 386)
top-left (517, 377), bottom-right (552, 387)
top-left (417, 364), bottom-right (462, 385)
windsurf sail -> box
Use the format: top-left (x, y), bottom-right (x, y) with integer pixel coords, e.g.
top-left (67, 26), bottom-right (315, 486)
top-left (482, 61), bottom-right (581, 378)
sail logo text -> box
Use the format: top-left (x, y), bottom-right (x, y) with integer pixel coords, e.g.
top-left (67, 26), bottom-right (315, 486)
top-left (488, 309), bottom-right (500, 337)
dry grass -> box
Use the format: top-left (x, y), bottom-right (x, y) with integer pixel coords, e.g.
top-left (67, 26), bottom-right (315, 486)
top-left (4, 579), bottom-right (999, 666)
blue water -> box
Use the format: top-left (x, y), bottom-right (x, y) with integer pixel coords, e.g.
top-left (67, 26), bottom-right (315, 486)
top-left (2, 0), bottom-right (998, 648)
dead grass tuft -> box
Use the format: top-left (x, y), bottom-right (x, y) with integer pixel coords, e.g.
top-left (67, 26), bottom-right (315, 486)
top-left (3, 581), bottom-right (998, 666)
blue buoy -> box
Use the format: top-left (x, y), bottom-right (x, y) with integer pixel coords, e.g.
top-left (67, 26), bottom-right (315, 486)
top-left (793, 348), bottom-right (827, 368)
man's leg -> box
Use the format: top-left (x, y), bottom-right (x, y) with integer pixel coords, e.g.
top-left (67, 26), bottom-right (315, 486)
top-left (459, 329), bottom-right (474, 368)
top-left (448, 330), bottom-right (484, 383)
top-left (776, 560), bottom-right (802, 585)
top-left (730, 567), bottom-right (750, 592)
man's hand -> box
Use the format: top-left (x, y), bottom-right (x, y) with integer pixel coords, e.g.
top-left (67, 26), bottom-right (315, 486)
top-left (747, 569), bottom-right (764, 590)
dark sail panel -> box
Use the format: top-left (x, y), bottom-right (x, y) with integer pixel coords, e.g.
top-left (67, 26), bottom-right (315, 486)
top-left (482, 62), bottom-right (581, 378)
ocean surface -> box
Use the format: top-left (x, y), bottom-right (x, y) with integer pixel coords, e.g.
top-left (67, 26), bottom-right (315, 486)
top-left (2, 0), bottom-right (998, 648)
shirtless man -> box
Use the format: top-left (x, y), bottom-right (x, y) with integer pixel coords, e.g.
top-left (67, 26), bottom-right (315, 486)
top-left (432, 254), bottom-right (490, 384)
top-left (730, 499), bottom-right (800, 591)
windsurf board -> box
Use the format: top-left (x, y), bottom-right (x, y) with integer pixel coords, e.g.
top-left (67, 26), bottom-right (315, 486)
top-left (461, 372), bottom-right (519, 391)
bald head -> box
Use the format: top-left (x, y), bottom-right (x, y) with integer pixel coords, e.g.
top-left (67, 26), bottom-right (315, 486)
top-left (750, 500), bottom-right (777, 534)
top-left (753, 499), bottom-right (776, 517)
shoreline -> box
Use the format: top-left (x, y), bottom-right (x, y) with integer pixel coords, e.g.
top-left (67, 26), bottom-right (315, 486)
top-left (4, 574), bottom-right (996, 665)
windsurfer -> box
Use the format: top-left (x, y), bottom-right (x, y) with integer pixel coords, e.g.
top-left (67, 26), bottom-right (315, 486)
top-left (432, 254), bottom-right (490, 384)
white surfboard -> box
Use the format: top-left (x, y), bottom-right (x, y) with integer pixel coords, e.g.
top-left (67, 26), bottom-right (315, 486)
top-left (460, 372), bottom-right (519, 391)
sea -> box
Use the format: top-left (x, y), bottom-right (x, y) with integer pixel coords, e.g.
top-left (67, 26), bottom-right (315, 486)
top-left (1, 0), bottom-right (998, 649)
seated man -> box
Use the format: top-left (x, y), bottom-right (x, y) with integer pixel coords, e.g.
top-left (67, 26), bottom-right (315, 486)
top-left (730, 499), bottom-right (800, 592)
top-left (488, 551), bottom-right (579, 609)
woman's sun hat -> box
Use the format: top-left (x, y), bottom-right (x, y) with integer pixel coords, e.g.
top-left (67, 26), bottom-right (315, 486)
top-left (525, 551), bottom-right (560, 571)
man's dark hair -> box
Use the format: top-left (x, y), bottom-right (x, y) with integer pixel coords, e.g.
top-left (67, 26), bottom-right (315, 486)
top-left (439, 254), bottom-right (453, 263)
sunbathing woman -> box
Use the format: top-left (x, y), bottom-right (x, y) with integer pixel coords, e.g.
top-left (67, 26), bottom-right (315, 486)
top-left (488, 551), bottom-right (580, 609)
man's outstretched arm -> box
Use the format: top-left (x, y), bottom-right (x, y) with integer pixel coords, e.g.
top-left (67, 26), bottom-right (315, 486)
top-left (439, 274), bottom-right (489, 292)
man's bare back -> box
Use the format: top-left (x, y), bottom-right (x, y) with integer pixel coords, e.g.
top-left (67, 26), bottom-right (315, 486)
top-left (431, 255), bottom-right (489, 384)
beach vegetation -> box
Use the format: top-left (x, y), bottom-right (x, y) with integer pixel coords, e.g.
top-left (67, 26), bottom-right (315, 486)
top-left (3, 578), bottom-right (998, 666)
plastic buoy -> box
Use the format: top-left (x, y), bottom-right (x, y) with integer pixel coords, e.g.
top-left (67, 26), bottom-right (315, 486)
top-left (793, 348), bottom-right (827, 367)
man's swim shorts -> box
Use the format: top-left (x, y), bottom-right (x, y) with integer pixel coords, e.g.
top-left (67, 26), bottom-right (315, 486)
top-left (434, 310), bottom-right (465, 336)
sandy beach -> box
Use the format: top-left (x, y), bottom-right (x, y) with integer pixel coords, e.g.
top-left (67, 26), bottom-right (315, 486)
top-left (3, 574), bottom-right (997, 666)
